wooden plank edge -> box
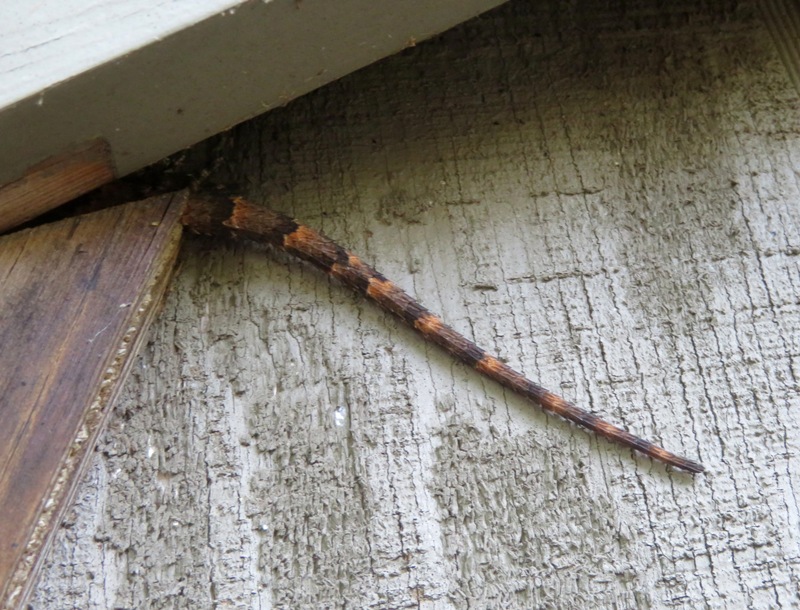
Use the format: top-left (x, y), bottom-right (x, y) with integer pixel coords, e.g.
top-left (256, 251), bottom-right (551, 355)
top-left (1, 193), bottom-right (187, 610)
top-left (0, 138), bottom-right (117, 234)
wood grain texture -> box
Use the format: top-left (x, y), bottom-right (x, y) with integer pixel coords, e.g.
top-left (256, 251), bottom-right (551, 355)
top-left (32, 0), bottom-right (800, 608)
top-left (0, 193), bottom-right (185, 610)
top-left (0, 138), bottom-right (116, 233)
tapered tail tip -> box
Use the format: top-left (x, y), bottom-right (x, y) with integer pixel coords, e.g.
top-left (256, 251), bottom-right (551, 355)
top-left (673, 457), bottom-right (705, 474)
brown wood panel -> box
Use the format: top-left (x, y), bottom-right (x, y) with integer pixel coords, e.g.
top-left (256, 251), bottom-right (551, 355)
top-left (0, 139), bottom-right (116, 234)
top-left (0, 192), bottom-right (186, 609)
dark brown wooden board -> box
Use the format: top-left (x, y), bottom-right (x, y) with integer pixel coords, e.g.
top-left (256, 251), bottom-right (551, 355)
top-left (0, 192), bottom-right (186, 609)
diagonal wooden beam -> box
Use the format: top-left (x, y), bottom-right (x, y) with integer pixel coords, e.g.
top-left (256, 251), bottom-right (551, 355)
top-left (0, 192), bottom-right (186, 609)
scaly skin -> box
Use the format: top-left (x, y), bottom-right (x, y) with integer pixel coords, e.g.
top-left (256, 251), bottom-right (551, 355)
top-left (182, 191), bottom-right (704, 474)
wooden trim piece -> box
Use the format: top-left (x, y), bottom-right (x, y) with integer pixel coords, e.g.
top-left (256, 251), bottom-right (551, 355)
top-left (0, 139), bottom-right (116, 234)
top-left (0, 0), bottom-right (506, 224)
top-left (0, 192), bottom-right (186, 610)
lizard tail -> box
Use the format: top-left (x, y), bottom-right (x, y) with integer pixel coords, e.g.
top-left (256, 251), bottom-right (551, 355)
top-left (182, 191), bottom-right (704, 474)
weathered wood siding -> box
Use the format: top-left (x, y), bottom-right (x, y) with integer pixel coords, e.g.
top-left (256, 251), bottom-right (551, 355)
top-left (31, 1), bottom-right (800, 608)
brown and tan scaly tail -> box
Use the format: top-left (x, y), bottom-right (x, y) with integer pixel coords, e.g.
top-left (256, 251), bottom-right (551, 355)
top-left (182, 191), bottom-right (704, 474)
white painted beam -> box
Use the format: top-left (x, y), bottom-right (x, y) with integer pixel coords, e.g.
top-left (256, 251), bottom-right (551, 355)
top-left (0, 0), bottom-right (505, 207)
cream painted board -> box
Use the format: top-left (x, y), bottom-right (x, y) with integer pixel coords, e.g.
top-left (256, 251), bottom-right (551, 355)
top-left (0, 0), bottom-right (505, 198)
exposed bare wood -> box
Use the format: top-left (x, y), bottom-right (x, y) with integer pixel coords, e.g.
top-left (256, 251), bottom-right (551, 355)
top-left (0, 139), bottom-right (116, 233)
top-left (0, 193), bottom-right (185, 609)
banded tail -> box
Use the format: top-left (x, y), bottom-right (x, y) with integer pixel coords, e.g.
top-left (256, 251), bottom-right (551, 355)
top-left (182, 192), bottom-right (704, 474)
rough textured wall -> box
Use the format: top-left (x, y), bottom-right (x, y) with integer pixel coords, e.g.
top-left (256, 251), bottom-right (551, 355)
top-left (31, 0), bottom-right (800, 608)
